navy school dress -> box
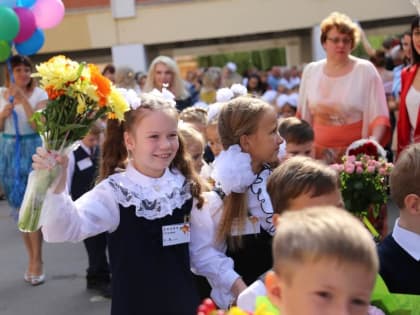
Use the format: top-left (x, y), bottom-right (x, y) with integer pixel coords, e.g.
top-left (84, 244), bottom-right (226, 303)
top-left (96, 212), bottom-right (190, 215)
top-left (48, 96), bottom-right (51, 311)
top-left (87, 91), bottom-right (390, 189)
top-left (107, 197), bottom-right (199, 315)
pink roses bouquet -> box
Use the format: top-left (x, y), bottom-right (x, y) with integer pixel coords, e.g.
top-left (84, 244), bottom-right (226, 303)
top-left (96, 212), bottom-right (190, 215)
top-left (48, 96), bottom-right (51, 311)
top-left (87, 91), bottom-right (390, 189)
top-left (331, 140), bottom-right (393, 239)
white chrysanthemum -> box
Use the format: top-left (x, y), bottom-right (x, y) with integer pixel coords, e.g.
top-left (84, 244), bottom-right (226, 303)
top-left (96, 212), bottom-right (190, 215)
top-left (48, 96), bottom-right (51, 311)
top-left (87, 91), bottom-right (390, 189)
top-left (230, 83), bottom-right (247, 97)
top-left (216, 88), bottom-right (234, 102)
top-left (211, 144), bottom-right (256, 195)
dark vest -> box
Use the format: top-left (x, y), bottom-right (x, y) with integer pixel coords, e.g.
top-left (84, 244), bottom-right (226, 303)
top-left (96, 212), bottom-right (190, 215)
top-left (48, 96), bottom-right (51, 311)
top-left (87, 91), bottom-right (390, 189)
top-left (378, 235), bottom-right (420, 295)
top-left (70, 145), bottom-right (99, 200)
top-left (226, 228), bottom-right (272, 286)
top-left (107, 198), bottom-right (199, 315)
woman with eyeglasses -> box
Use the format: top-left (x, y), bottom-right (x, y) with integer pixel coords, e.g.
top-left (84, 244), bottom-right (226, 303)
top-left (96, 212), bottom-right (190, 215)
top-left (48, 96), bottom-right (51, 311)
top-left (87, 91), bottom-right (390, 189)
top-left (297, 11), bottom-right (390, 163)
top-left (397, 16), bottom-right (420, 155)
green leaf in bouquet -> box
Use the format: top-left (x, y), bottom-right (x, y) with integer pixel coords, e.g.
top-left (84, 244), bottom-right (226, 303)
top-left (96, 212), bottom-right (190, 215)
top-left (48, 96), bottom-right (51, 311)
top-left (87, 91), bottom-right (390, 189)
top-left (371, 275), bottom-right (420, 315)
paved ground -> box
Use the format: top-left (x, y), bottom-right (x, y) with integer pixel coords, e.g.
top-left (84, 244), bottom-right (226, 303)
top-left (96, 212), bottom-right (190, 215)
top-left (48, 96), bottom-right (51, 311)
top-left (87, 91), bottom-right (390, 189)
top-left (0, 200), bottom-right (110, 315)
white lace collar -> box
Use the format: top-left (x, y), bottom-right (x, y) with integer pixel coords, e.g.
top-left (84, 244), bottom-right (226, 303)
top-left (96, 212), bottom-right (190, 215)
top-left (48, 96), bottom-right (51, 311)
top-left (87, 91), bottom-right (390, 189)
top-left (107, 163), bottom-right (192, 220)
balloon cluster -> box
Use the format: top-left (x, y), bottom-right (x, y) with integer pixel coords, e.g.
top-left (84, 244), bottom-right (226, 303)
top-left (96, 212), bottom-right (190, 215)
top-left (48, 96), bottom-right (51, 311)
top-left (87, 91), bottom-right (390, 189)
top-left (0, 0), bottom-right (65, 61)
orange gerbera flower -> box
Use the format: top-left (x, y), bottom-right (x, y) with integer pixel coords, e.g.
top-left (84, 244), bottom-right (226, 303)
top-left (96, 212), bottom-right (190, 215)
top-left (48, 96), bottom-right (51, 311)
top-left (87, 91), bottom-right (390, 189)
top-left (45, 85), bottom-right (65, 100)
top-left (89, 64), bottom-right (111, 106)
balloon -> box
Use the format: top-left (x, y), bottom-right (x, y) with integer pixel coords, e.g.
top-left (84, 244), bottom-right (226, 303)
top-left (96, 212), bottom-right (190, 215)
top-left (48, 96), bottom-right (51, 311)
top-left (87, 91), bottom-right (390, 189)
top-left (32, 0), bottom-right (64, 29)
top-left (0, 40), bottom-right (11, 62)
top-left (15, 28), bottom-right (44, 55)
top-left (18, 0), bottom-right (36, 7)
top-left (0, 6), bottom-right (19, 41)
top-left (0, 0), bottom-right (16, 7)
top-left (14, 7), bottom-right (36, 43)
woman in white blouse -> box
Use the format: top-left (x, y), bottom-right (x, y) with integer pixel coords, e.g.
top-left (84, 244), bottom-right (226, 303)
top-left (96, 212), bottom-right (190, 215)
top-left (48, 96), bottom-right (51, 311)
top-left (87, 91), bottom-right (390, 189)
top-left (298, 12), bottom-right (390, 163)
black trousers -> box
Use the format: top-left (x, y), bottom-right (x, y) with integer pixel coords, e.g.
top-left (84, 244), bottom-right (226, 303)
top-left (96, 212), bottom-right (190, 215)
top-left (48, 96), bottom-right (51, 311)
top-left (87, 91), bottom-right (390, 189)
top-left (83, 232), bottom-right (110, 282)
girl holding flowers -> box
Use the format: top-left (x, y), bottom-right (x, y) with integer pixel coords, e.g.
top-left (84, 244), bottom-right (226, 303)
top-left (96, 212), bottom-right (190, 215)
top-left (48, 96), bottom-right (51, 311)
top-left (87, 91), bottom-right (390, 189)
top-left (34, 92), bottom-right (209, 314)
top-left (0, 55), bottom-right (48, 286)
top-left (190, 96), bottom-right (283, 309)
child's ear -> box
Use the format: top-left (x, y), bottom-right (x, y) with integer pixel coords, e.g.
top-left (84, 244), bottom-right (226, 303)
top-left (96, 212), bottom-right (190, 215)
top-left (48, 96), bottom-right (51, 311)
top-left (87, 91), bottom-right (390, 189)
top-left (239, 134), bottom-right (250, 152)
top-left (265, 270), bottom-right (283, 309)
top-left (124, 131), bottom-right (134, 151)
top-left (404, 194), bottom-right (420, 215)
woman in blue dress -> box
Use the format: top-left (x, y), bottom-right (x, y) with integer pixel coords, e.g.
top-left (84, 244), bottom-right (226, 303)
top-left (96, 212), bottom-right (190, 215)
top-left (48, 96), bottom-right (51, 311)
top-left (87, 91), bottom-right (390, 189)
top-left (0, 55), bottom-right (48, 285)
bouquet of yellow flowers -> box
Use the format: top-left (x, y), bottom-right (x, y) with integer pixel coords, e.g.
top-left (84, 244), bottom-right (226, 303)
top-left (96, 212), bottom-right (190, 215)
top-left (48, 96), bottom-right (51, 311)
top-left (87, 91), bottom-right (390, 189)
top-left (18, 55), bottom-right (129, 232)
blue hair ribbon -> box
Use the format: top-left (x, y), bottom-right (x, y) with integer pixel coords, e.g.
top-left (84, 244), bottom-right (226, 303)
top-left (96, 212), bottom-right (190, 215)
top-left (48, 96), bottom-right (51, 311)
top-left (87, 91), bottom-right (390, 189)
top-left (7, 57), bottom-right (23, 209)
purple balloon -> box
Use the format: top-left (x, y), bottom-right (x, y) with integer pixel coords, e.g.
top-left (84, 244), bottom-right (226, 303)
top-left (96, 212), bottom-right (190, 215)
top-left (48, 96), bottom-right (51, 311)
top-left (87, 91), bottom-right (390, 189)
top-left (32, 0), bottom-right (65, 30)
top-left (14, 7), bottom-right (36, 43)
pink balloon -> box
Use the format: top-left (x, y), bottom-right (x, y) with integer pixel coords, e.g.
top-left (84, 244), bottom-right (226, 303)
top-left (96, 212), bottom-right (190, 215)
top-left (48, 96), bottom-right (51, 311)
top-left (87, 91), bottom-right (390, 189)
top-left (32, 0), bottom-right (65, 29)
top-left (14, 7), bottom-right (36, 43)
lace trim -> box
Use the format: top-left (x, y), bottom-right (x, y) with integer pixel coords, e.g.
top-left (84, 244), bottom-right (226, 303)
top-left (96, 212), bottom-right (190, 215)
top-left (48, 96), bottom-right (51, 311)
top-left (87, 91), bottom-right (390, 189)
top-left (107, 174), bottom-right (192, 220)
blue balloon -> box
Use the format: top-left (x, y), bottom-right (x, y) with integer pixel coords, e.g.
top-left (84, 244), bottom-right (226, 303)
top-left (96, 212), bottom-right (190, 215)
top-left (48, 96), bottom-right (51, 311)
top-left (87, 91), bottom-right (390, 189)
top-left (16, 0), bottom-right (36, 7)
top-left (15, 28), bottom-right (44, 56)
top-left (0, 0), bottom-right (17, 7)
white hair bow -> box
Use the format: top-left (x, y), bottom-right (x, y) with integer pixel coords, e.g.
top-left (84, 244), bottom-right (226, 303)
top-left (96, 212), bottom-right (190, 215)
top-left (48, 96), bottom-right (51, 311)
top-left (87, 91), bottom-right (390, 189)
top-left (150, 83), bottom-right (176, 107)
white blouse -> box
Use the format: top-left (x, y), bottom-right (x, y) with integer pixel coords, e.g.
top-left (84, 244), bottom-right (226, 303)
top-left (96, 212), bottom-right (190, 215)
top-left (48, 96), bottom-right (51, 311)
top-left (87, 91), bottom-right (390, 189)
top-left (42, 163), bottom-right (193, 240)
top-left (405, 86), bottom-right (420, 140)
top-left (0, 87), bottom-right (47, 135)
top-left (190, 167), bottom-right (274, 309)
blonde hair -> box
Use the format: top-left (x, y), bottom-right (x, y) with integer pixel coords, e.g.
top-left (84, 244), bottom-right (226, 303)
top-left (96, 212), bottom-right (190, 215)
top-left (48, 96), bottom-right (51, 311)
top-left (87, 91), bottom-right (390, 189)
top-left (178, 123), bottom-right (205, 149)
top-left (216, 96), bottom-right (273, 247)
top-left (267, 157), bottom-right (339, 214)
top-left (143, 56), bottom-right (189, 100)
top-left (320, 11), bottom-right (360, 50)
top-left (180, 107), bottom-right (208, 126)
top-left (390, 143), bottom-right (420, 209)
top-left (99, 93), bottom-right (205, 208)
top-left (115, 66), bottom-right (138, 90)
top-left (272, 207), bottom-right (378, 282)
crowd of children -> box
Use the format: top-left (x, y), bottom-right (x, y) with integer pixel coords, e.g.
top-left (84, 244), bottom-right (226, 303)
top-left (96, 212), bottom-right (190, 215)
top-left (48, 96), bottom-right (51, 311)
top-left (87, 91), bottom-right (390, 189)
top-left (28, 80), bottom-right (419, 314)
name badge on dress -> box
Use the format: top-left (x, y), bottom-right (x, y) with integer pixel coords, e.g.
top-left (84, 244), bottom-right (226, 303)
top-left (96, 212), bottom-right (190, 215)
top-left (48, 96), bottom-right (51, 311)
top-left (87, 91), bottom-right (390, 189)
top-left (231, 216), bottom-right (260, 236)
top-left (162, 222), bottom-right (190, 247)
top-left (77, 157), bottom-right (93, 171)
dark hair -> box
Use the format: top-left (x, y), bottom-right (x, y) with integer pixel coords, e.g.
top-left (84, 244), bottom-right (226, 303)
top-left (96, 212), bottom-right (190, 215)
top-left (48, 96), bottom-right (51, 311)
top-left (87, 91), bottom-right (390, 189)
top-left (411, 16), bottom-right (420, 64)
top-left (102, 64), bottom-right (115, 75)
top-left (246, 73), bottom-right (264, 94)
top-left (369, 50), bottom-right (386, 68)
top-left (278, 117), bottom-right (314, 144)
top-left (99, 93), bottom-right (205, 208)
top-left (5, 54), bottom-right (34, 89)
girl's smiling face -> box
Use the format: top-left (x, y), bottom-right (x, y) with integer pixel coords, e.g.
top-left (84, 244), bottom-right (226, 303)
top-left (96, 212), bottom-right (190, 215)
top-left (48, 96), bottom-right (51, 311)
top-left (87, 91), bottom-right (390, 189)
top-left (124, 109), bottom-right (179, 178)
top-left (13, 64), bottom-right (32, 88)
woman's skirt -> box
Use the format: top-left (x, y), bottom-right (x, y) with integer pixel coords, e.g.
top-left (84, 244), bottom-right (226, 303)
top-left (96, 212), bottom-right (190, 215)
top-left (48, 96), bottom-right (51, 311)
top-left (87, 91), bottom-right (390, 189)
top-left (0, 133), bottom-right (41, 218)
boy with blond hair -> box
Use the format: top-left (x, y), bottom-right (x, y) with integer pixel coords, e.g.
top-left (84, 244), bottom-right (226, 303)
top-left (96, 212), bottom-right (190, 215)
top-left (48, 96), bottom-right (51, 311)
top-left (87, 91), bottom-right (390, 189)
top-left (237, 156), bottom-right (343, 310)
top-left (378, 143), bottom-right (420, 294)
top-left (265, 207), bottom-right (379, 315)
